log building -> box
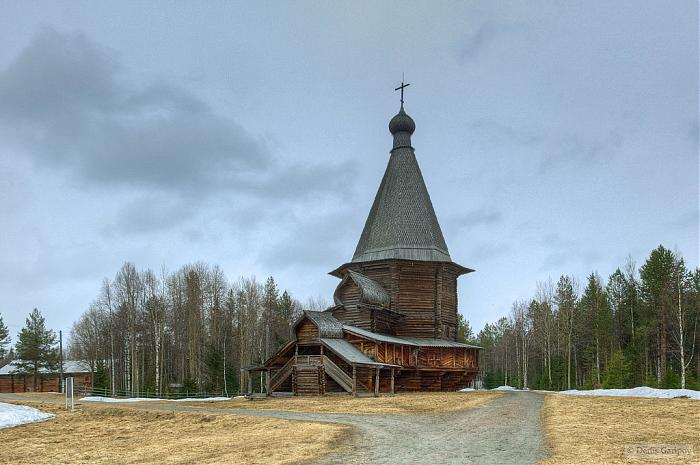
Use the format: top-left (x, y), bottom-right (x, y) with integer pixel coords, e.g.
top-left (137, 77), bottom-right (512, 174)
top-left (249, 93), bottom-right (480, 396)
top-left (0, 360), bottom-right (92, 393)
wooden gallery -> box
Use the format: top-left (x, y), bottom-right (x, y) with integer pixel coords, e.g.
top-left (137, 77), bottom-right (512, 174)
top-left (244, 94), bottom-right (481, 396)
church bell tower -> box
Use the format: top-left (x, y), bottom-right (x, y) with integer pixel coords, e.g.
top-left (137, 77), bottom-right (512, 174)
top-left (330, 82), bottom-right (473, 341)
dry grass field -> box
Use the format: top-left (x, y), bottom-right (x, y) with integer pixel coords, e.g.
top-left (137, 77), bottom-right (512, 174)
top-left (542, 394), bottom-right (700, 465)
top-left (0, 402), bottom-right (349, 465)
top-left (8, 392), bottom-right (696, 464)
top-left (184, 391), bottom-right (503, 415)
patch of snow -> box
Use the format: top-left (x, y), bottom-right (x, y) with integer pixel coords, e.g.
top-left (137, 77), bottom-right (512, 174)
top-left (173, 397), bottom-right (230, 402)
top-left (559, 387), bottom-right (700, 400)
top-left (80, 396), bottom-right (231, 403)
top-left (492, 385), bottom-right (516, 391)
top-left (80, 396), bottom-right (163, 403)
top-left (459, 388), bottom-right (476, 392)
top-left (0, 402), bottom-right (54, 429)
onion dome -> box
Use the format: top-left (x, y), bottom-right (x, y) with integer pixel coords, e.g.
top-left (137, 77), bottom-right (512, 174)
top-left (389, 106), bottom-right (415, 150)
top-left (389, 106), bottom-right (416, 135)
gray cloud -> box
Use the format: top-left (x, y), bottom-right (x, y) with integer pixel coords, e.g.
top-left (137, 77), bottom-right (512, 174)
top-left (673, 209), bottom-right (699, 230)
top-left (469, 243), bottom-right (511, 262)
top-left (111, 194), bottom-right (199, 235)
top-left (0, 28), bottom-right (354, 236)
top-left (0, 28), bottom-right (267, 195)
top-left (259, 203), bottom-right (364, 270)
top-left (459, 22), bottom-right (526, 62)
top-left (538, 130), bottom-right (623, 174)
top-left (0, 2), bottom-right (696, 339)
top-left (537, 234), bottom-right (577, 272)
top-left (454, 207), bottom-right (502, 227)
top-left (467, 120), bottom-right (624, 175)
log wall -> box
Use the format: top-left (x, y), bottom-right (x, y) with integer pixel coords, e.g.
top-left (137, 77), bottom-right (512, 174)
top-left (296, 320), bottom-right (319, 343)
top-left (0, 373), bottom-right (92, 393)
top-left (330, 306), bottom-right (372, 331)
top-left (339, 260), bottom-right (464, 340)
top-left (337, 280), bottom-right (362, 309)
top-left (344, 336), bottom-right (478, 370)
top-left (293, 367), bottom-right (321, 395)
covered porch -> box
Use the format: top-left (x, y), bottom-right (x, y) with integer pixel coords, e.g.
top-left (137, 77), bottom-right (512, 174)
top-left (245, 339), bottom-right (400, 397)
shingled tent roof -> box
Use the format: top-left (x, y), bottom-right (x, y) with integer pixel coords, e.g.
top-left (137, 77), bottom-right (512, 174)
top-left (352, 105), bottom-right (451, 263)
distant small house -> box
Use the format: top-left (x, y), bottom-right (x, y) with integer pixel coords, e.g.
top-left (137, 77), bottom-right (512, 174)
top-left (0, 360), bottom-right (92, 393)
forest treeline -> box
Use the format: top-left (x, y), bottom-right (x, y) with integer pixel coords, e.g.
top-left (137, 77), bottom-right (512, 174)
top-left (475, 245), bottom-right (699, 391)
top-left (67, 262), bottom-right (317, 395)
top-left (4, 244), bottom-right (697, 395)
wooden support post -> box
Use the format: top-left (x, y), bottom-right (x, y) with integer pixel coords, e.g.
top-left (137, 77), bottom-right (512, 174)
top-left (374, 368), bottom-right (380, 397)
top-left (352, 365), bottom-right (357, 397)
top-left (247, 371), bottom-right (252, 395)
top-left (266, 369), bottom-right (271, 397)
top-left (390, 368), bottom-right (395, 395)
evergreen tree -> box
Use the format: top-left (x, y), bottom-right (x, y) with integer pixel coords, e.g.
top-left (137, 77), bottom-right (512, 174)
top-left (579, 273), bottom-right (612, 387)
top-left (603, 351), bottom-right (632, 388)
top-left (93, 360), bottom-right (109, 392)
top-left (457, 314), bottom-right (475, 343)
top-left (555, 276), bottom-right (577, 389)
top-left (0, 313), bottom-right (10, 359)
top-left (640, 245), bottom-right (676, 384)
top-left (660, 368), bottom-right (681, 389)
top-left (262, 276), bottom-right (279, 360)
top-left (14, 308), bottom-right (59, 390)
top-left (276, 290), bottom-right (298, 344)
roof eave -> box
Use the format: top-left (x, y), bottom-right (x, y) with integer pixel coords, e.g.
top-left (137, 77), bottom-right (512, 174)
top-left (330, 259), bottom-right (475, 278)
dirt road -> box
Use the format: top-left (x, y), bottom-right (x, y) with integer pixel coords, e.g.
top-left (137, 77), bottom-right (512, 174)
top-left (1, 391), bottom-right (548, 464)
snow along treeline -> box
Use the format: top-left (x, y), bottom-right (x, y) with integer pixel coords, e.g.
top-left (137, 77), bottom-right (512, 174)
top-left (80, 396), bottom-right (231, 403)
top-left (459, 386), bottom-right (700, 399)
top-left (559, 387), bottom-right (700, 400)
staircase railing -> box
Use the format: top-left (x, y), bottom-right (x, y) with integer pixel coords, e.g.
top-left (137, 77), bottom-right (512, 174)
top-left (269, 357), bottom-right (295, 392)
top-left (295, 355), bottom-right (322, 366)
top-left (321, 356), bottom-right (353, 392)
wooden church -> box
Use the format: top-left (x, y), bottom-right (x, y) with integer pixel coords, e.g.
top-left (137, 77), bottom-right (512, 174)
top-left (248, 87), bottom-right (480, 395)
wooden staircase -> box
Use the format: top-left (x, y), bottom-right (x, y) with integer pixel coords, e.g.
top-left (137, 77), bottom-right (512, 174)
top-left (321, 356), bottom-right (353, 393)
top-left (272, 354), bottom-right (357, 395)
top-left (269, 357), bottom-right (295, 392)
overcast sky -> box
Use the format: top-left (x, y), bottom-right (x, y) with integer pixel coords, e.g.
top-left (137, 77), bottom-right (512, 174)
top-left (0, 1), bottom-right (697, 343)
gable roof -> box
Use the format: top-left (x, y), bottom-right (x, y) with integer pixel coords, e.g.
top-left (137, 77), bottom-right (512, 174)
top-left (352, 108), bottom-right (451, 264)
top-left (334, 270), bottom-right (391, 307)
top-left (0, 360), bottom-right (91, 375)
top-left (301, 311), bottom-right (344, 338)
top-left (343, 325), bottom-right (482, 349)
top-left (321, 338), bottom-right (400, 367)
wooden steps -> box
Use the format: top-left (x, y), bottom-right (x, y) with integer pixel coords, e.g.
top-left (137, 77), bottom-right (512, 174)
top-left (269, 357), bottom-right (295, 392)
top-left (321, 356), bottom-right (353, 392)
top-left (294, 367), bottom-right (321, 395)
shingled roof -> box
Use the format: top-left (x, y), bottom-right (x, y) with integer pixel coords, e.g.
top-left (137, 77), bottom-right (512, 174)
top-left (302, 311), bottom-right (344, 338)
top-left (352, 105), bottom-right (451, 263)
top-left (334, 270), bottom-right (391, 307)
